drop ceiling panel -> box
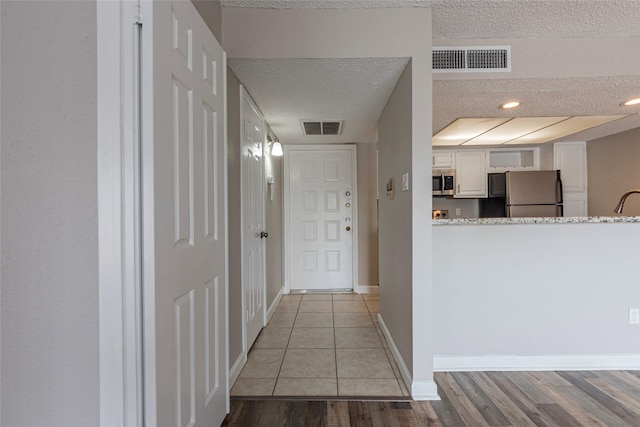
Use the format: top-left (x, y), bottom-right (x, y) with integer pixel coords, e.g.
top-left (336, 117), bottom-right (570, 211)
top-left (504, 115), bottom-right (629, 145)
top-left (462, 117), bottom-right (569, 146)
top-left (433, 118), bottom-right (510, 146)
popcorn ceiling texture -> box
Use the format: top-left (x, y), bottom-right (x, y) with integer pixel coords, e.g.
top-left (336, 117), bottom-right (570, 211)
top-left (228, 57), bottom-right (410, 143)
top-left (222, 0), bottom-right (640, 144)
top-left (221, 0), bottom-right (640, 39)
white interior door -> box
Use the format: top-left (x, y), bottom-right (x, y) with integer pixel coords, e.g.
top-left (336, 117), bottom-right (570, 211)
top-left (142, 2), bottom-right (227, 426)
top-left (286, 146), bottom-right (357, 291)
top-left (240, 88), bottom-right (266, 350)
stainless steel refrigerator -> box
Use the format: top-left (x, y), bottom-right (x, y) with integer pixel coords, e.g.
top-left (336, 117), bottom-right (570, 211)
top-left (506, 170), bottom-right (563, 217)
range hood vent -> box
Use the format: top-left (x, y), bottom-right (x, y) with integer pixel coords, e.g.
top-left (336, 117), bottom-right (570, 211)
top-left (301, 120), bottom-right (343, 136)
top-left (433, 46), bottom-right (511, 73)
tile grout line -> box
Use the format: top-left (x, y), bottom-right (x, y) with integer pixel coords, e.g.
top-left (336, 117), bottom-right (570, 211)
top-left (271, 296), bottom-right (301, 396)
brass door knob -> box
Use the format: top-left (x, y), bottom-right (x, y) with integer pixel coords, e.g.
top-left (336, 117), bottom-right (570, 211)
top-left (346, 226), bottom-right (351, 231)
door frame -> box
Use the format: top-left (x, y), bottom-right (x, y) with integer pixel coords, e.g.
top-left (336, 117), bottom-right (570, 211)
top-left (97, 2), bottom-right (230, 425)
top-left (283, 144), bottom-right (359, 294)
top-left (97, 2), bottom-right (144, 425)
top-left (239, 85), bottom-right (267, 354)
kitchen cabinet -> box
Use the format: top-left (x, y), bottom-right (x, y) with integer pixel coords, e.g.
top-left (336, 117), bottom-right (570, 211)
top-left (554, 142), bottom-right (586, 192)
top-left (432, 151), bottom-right (454, 169)
top-left (455, 150), bottom-right (487, 197)
top-left (554, 142), bottom-right (587, 216)
top-left (488, 148), bottom-right (539, 172)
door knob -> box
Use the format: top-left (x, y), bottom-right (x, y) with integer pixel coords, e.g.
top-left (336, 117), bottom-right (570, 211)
top-left (260, 231), bottom-right (269, 238)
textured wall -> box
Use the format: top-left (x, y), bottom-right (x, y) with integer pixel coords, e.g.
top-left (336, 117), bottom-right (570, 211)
top-left (0, 1), bottom-right (99, 425)
top-left (588, 127), bottom-right (640, 216)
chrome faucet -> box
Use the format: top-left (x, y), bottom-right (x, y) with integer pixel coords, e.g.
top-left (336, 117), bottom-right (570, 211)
top-left (614, 190), bottom-right (640, 214)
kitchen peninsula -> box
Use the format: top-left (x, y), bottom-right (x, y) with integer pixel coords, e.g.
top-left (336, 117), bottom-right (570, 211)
top-left (431, 216), bottom-right (640, 372)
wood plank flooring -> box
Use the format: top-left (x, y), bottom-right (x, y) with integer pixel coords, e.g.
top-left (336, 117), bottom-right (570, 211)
top-left (222, 370), bottom-right (640, 426)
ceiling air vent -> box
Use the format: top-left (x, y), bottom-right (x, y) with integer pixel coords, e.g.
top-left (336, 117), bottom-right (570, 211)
top-left (433, 46), bottom-right (511, 73)
top-left (301, 120), bottom-right (343, 136)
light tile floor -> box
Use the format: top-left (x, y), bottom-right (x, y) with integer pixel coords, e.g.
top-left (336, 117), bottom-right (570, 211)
top-left (231, 293), bottom-right (411, 398)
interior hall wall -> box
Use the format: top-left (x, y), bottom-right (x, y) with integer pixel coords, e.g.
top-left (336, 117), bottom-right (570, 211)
top-left (356, 143), bottom-right (379, 289)
top-left (1, 1), bottom-right (99, 425)
top-left (378, 63), bottom-right (414, 373)
top-left (192, 0), bottom-right (222, 43)
top-left (587, 127), bottom-right (640, 216)
top-left (264, 127), bottom-right (284, 310)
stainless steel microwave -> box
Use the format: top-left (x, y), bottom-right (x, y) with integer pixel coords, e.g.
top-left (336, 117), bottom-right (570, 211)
top-left (433, 169), bottom-right (456, 196)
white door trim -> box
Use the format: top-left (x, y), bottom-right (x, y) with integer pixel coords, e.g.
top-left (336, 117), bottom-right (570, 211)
top-left (283, 144), bottom-right (359, 294)
top-left (239, 85), bottom-right (267, 354)
top-left (97, 2), bottom-right (143, 426)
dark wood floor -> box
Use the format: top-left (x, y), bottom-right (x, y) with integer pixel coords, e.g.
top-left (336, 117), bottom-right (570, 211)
top-left (222, 370), bottom-right (640, 426)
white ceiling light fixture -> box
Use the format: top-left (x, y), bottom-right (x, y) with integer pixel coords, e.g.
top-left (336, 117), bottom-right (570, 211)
top-left (433, 115), bottom-right (630, 147)
top-left (500, 101), bottom-right (521, 109)
top-left (622, 98), bottom-right (640, 106)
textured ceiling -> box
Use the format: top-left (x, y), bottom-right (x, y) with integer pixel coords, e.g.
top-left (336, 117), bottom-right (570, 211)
top-left (221, 1), bottom-right (640, 145)
top-left (229, 58), bottom-right (410, 143)
top-left (221, 0), bottom-right (640, 39)
top-left (433, 76), bottom-right (640, 143)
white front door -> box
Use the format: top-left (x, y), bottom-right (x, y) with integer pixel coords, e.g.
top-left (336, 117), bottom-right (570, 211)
top-left (240, 88), bottom-right (266, 350)
top-left (141, 2), bottom-right (228, 426)
top-left (286, 146), bottom-right (357, 291)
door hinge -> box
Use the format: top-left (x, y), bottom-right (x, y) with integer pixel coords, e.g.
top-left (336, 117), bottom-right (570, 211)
top-left (134, 0), bottom-right (142, 24)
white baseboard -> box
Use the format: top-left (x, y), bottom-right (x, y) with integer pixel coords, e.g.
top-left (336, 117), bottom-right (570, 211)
top-left (411, 380), bottom-right (440, 401)
top-left (355, 285), bottom-right (379, 294)
top-left (229, 351), bottom-right (247, 388)
top-left (377, 314), bottom-right (440, 401)
top-left (266, 287), bottom-right (284, 322)
top-left (434, 354), bottom-right (640, 372)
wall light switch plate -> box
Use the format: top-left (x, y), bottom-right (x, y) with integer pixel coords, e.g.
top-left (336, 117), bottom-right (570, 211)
top-left (629, 308), bottom-right (640, 325)
top-left (402, 173), bottom-right (409, 191)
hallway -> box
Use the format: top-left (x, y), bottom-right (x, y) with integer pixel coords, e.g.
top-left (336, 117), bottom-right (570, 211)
top-left (231, 293), bottom-right (410, 398)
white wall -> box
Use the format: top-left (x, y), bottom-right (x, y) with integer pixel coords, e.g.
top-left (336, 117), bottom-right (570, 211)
top-left (192, 0), bottom-right (222, 43)
top-left (433, 223), bottom-right (640, 368)
top-left (588, 127), bottom-right (640, 216)
top-left (1, 1), bottom-right (99, 425)
top-left (378, 63), bottom-right (414, 372)
top-left (264, 127), bottom-right (284, 308)
top-left (356, 143), bottom-right (379, 289)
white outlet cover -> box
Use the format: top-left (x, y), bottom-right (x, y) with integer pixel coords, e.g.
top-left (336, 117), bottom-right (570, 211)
top-left (629, 308), bottom-right (640, 325)
top-left (402, 173), bottom-right (409, 191)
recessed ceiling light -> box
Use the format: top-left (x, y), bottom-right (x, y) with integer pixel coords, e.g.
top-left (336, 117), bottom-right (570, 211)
top-left (500, 101), bottom-right (520, 109)
top-left (622, 98), bottom-right (640, 106)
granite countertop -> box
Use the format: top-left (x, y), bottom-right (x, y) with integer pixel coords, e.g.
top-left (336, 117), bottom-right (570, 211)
top-left (432, 216), bottom-right (640, 225)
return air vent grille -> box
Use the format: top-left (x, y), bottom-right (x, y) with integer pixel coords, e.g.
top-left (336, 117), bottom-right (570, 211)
top-left (433, 46), bottom-right (511, 72)
top-left (301, 120), bottom-right (343, 136)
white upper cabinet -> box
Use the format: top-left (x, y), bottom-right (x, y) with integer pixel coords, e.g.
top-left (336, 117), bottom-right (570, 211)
top-left (432, 151), bottom-right (454, 169)
top-left (488, 148), bottom-right (540, 172)
top-left (455, 150), bottom-right (487, 197)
